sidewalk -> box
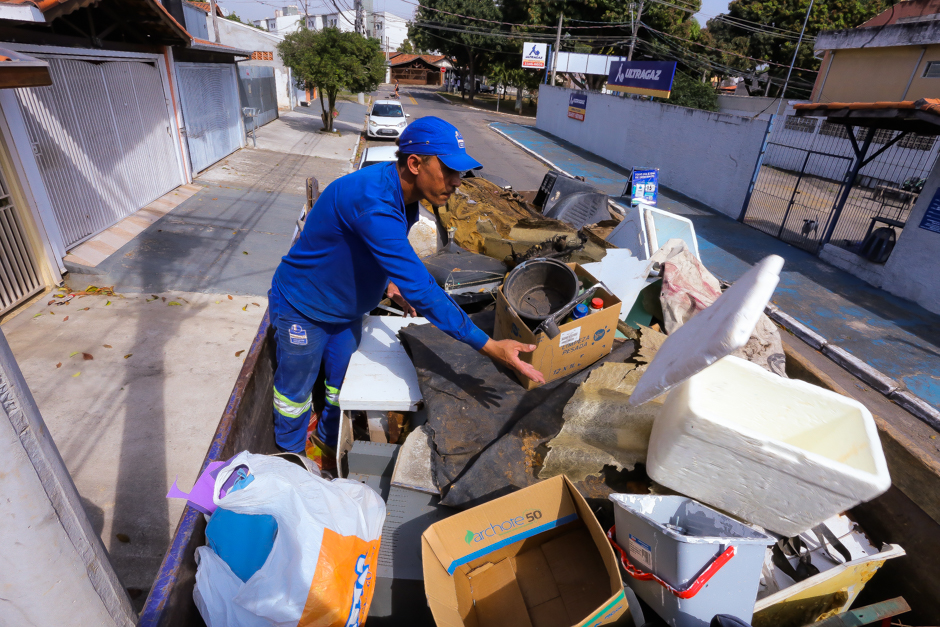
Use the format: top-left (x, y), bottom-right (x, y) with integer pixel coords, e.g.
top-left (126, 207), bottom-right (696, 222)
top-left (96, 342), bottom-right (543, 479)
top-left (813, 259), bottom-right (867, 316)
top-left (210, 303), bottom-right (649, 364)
top-left (490, 121), bottom-right (940, 414)
top-left (1, 104), bottom-right (363, 609)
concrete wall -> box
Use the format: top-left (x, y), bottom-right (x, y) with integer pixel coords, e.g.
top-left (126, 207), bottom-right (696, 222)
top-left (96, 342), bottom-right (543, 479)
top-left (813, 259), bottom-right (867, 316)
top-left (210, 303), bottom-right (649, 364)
top-left (213, 18), bottom-right (295, 110)
top-left (815, 45), bottom-right (940, 102)
top-left (717, 94), bottom-right (782, 120)
top-left (881, 157), bottom-right (940, 314)
top-left (535, 85), bottom-right (769, 218)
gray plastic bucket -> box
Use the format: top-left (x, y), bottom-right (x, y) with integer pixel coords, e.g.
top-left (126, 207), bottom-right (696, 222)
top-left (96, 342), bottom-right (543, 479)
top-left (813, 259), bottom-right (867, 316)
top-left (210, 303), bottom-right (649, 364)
top-left (609, 494), bottom-right (774, 627)
top-left (502, 258), bottom-right (579, 322)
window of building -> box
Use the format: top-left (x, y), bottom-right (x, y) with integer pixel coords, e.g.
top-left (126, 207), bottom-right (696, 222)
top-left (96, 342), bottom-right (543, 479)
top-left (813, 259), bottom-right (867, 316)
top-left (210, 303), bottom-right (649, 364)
top-left (924, 61), bottom-right (940, 78)
top-left (783, 115), bottom-right (817, 133)
top-left (819, 121), bottom-right (853, 139)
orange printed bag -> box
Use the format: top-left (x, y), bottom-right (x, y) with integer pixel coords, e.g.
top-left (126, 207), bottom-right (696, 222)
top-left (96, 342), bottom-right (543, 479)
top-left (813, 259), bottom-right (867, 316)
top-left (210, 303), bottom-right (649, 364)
top-left (194, 452), bottom-right (386, 627)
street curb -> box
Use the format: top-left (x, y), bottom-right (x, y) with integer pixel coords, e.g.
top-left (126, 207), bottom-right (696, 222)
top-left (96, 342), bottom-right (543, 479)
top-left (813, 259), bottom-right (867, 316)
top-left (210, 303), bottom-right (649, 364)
top-left (488, 124), bottom-right (575, 178)
top-left (433, 91), bottom-right (536, 121)
top-left (765, 305), bottom-right (827, 350)
top-left (490, 124), bottom-right (940, 432)
top-left (822, 344), bottom-right (900, 395)
top-left (889, 390), bottom-right (940, 431)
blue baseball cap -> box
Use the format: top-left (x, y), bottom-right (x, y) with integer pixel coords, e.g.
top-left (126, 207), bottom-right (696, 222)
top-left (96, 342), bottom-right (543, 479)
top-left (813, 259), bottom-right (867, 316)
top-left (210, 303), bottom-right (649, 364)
top-left (398, 116), bottom-right (482, 172)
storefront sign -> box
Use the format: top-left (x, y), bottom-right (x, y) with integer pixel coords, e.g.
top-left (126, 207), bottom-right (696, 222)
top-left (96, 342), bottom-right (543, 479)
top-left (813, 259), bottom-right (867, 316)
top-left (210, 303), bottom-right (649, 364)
top-left (606, 61), bottom-right (677, 98)
top-left (919, 187), bottom-right (940, 234)
top-left (567, 92), bottom-right (587, 121)
top-left (630, 168), bottom-right (659, 205)
top-left (522, 42), bottom-right (548, 68)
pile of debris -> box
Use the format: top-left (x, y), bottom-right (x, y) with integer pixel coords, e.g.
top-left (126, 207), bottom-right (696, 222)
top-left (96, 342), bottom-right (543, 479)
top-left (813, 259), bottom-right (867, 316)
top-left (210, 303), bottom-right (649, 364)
top-left (181, 171), bottom-right (914, 627)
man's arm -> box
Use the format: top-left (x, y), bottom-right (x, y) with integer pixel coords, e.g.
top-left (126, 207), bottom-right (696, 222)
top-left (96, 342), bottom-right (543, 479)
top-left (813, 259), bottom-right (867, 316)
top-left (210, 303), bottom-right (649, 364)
top-left (355, 207), bottom-right (545, 384)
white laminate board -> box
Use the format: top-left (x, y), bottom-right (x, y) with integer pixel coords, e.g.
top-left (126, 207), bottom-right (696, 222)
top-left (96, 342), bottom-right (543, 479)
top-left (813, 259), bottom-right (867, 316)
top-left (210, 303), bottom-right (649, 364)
top-left (339, 316), bottom-right (429, 411)
top-left (582, 250), bottom-right (653, 316)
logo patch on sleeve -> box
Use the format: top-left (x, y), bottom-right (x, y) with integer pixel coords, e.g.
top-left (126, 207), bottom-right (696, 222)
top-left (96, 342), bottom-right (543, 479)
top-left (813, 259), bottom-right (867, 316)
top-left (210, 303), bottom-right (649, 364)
top-left (289, 324), bottom-right (308, 345)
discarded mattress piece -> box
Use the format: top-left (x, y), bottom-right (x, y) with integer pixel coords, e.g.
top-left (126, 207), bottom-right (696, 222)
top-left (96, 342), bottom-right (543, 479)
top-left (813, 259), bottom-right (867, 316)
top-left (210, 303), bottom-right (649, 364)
top-left (539, 361), bottom-right (662, 482)
top-left (399, 311), bottom-right (571, 493)
top-left (440, 342), bottom-right (639, 508)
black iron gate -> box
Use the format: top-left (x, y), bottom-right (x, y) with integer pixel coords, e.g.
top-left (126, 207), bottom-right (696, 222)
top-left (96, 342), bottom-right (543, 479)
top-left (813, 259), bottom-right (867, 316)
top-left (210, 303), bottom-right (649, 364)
top-left (743, 112), bottom-right (940, 256)
top-left (745, 142), bottom-right (852, 252)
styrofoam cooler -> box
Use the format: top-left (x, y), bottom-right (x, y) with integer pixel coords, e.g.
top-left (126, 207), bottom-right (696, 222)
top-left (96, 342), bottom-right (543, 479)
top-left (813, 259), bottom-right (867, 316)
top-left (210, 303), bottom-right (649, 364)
top-left (647, 355), bottom-right (891, 536)
top-left (609, 494), bottom-right (774, 627)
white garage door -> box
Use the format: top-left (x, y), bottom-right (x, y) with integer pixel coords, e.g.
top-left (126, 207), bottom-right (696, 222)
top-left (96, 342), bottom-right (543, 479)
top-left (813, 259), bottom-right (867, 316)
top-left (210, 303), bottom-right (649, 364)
top-left (176, 63), bottom-right (243, 174)
top-left (15, 56), bottom-right (183, 248)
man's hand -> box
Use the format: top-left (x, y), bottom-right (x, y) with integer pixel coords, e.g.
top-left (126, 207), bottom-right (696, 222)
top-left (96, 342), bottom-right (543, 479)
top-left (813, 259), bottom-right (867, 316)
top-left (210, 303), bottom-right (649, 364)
top-left (386, 282), bottom-right (417, 317)
top-left (480, 338), bottom-right (546, 385)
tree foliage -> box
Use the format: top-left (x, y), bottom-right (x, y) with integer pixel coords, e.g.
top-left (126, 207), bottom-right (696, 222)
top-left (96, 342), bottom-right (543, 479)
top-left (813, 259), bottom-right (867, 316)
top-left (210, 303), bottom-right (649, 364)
top-left (655, 71), bottom-right (718, 110)
top-left (702, 0), bottom-right (891, 98)
top-left (409, 0), bottom-right (504, 101)
top-left (279, 28), bottom-right (385, 131)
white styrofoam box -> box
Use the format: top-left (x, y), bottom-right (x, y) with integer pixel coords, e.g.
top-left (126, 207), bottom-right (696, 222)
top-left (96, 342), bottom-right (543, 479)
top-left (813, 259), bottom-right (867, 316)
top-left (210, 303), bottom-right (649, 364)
top-left (630, 254), bottom-right (784, 406)
top-left (339, 316), bottom-right (429, 412)
top-left (581, 250), bottom-right (653, 317)
top-left (606, 201), bottom-right (651, 259)
top-left (643, 205), bottom-right (700, 261)
top-left (647, 355), bottom-right (891, 537)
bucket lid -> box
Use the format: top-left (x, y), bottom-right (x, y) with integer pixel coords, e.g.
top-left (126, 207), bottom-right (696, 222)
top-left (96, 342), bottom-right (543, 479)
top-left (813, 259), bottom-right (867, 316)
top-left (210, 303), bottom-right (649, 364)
top-left (629, 255), bottom-right (784, 406)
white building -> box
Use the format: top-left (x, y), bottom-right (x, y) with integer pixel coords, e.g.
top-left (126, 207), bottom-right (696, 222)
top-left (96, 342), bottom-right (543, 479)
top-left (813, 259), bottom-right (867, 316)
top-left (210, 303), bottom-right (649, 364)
top-left (253, 6), bottom-right (408, 50)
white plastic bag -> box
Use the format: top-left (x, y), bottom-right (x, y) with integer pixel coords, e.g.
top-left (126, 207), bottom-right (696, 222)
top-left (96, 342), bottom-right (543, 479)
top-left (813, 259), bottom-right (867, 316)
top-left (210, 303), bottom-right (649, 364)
top-left (193, 451), bottom-right (386, 627)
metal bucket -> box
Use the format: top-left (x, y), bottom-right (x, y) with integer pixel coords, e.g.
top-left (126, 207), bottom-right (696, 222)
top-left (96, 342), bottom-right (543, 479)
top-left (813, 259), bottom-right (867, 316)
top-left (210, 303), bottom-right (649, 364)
top-left (502, 258), bottom-right (579, 323)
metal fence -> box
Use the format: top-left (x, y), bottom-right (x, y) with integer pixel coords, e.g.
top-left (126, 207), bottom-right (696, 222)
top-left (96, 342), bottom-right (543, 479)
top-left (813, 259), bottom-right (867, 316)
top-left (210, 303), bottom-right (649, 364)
top-left (743, 107), bottom-right (940, 255)
top-left (237, 66), bottom-right (278, 129)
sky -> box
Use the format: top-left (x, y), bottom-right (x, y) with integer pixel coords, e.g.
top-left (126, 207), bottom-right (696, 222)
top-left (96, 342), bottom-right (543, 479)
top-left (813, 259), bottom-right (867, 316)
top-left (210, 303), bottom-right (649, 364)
top-left (219, 0), bottom-right (732, 30)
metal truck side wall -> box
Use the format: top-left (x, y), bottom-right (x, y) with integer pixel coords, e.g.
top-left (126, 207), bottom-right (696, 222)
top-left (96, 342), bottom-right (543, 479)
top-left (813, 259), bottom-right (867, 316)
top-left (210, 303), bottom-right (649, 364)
top-left (0, 329), bottom-right (136, 627)
top-left (535, 85), bottom-right (768, 218)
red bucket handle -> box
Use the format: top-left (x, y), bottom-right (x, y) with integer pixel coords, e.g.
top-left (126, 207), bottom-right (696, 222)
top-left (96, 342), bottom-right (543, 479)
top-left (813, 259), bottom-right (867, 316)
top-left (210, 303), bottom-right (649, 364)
top-left (607, 526), bottom-right (735, 599)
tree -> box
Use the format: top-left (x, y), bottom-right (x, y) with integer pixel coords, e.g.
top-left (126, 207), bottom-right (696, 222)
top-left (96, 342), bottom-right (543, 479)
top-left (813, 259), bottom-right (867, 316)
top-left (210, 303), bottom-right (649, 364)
top-left (409, 0), bottom-right (504, 101)
top-left (398, 38), bottom-right (428, 54)
top-left (655, 71), bottom-right (718, 110)
top-left (279, 28), bottom-right (385, 132)
top-left (702, 0), bottom-right (891, 98)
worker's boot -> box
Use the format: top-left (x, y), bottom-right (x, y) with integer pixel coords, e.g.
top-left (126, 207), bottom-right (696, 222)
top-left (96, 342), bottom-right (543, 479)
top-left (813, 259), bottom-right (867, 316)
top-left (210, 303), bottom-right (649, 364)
top-left (305, 412), bottom-right (337, 478)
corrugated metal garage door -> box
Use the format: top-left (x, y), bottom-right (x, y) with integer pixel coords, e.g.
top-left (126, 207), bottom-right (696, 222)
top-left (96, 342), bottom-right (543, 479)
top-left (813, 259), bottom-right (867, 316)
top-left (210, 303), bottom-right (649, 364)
top-left (0, 166), bottom-right (42, 314)
top-left (15, 57), bottom-right (183, 248)
top-left (238, 66), bottom-right (278, 128)
top-left (176, 63), bottom-right (243, 173)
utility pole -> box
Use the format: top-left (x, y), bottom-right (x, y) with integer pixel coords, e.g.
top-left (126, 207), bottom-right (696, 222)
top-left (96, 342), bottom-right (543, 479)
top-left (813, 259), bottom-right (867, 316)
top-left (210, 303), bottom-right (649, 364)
top-left (627, 0), bottom-right (644, 61)
top-left (551, 12), bottom-right (563, 86)
top-left (209, 0), bottom-right (220, 42)
top-left (354, 0), bottom-right (365, 35)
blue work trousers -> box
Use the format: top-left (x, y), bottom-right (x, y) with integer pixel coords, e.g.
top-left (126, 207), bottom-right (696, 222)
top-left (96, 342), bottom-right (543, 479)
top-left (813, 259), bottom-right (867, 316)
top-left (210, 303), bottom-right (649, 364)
top-left (269, 285), bottom-right (361, 454)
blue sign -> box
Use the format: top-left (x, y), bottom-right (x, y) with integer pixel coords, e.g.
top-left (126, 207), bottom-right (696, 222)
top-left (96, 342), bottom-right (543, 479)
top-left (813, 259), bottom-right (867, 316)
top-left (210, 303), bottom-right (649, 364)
top-left (607, 61), bottom-right (677, 98)
top-left (567, 92), bottom-right (587, 121)
top-left (919, 187), bottom-right (940, 234)
top-left (631, 168), bottom-right (659, 206)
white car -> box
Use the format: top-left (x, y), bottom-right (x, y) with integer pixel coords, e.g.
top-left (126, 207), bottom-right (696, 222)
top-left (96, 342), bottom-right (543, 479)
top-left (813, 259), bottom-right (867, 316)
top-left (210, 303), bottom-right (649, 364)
top-left (357, 145), bottom-right (398, 170)
top-left (367, 99), bottom-right (409, 139)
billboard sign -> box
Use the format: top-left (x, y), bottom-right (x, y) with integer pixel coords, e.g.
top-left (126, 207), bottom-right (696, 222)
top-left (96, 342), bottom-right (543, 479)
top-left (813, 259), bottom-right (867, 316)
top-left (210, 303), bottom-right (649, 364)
top-left (607, 61), bottom-right (677, 98)
top-left (522, 42), bottom-right (548, 68)
top-left (567, 92), bottom-right (587, 121)
top-left (630, 168), bottom-right (659, 205)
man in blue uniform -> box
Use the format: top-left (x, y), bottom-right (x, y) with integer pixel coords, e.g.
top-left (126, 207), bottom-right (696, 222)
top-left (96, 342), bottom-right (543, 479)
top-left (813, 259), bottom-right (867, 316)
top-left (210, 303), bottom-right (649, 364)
top-left (270, 116), bottom-right (544, 472)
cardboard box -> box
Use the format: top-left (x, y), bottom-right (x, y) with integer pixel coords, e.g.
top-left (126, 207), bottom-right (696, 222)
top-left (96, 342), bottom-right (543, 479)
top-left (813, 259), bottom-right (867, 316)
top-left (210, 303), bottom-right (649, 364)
top-left (421, 475), bottom-right (628, 627)
top-left (495, 264), bottom-right (622, 390)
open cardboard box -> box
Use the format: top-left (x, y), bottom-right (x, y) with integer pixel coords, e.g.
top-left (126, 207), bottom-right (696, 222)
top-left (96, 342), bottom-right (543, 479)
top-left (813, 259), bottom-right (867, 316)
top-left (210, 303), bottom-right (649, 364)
top-left (495, 264), bottom-right (623, 390)
top-left (421, 475), bottom-right (628, 627)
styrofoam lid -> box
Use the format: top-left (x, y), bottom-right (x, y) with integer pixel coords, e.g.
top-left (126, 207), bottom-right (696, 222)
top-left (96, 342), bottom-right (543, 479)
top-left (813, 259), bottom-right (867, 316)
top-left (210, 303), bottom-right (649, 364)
top-left (629, 255), bottom-right (784, 406)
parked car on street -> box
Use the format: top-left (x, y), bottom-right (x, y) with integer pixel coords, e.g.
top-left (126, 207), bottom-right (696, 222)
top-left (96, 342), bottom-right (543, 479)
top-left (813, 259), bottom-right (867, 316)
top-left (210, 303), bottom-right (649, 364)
top-left (357, 145), bottom-right (398, 170)
top-left (367, 100), bottom-right (409, 139)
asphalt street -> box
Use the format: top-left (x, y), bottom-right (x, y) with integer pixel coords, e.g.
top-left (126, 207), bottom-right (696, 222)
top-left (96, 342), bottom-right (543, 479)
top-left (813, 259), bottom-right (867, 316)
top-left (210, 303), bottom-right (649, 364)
top-left (365, 84), bottom-right (549, 192)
